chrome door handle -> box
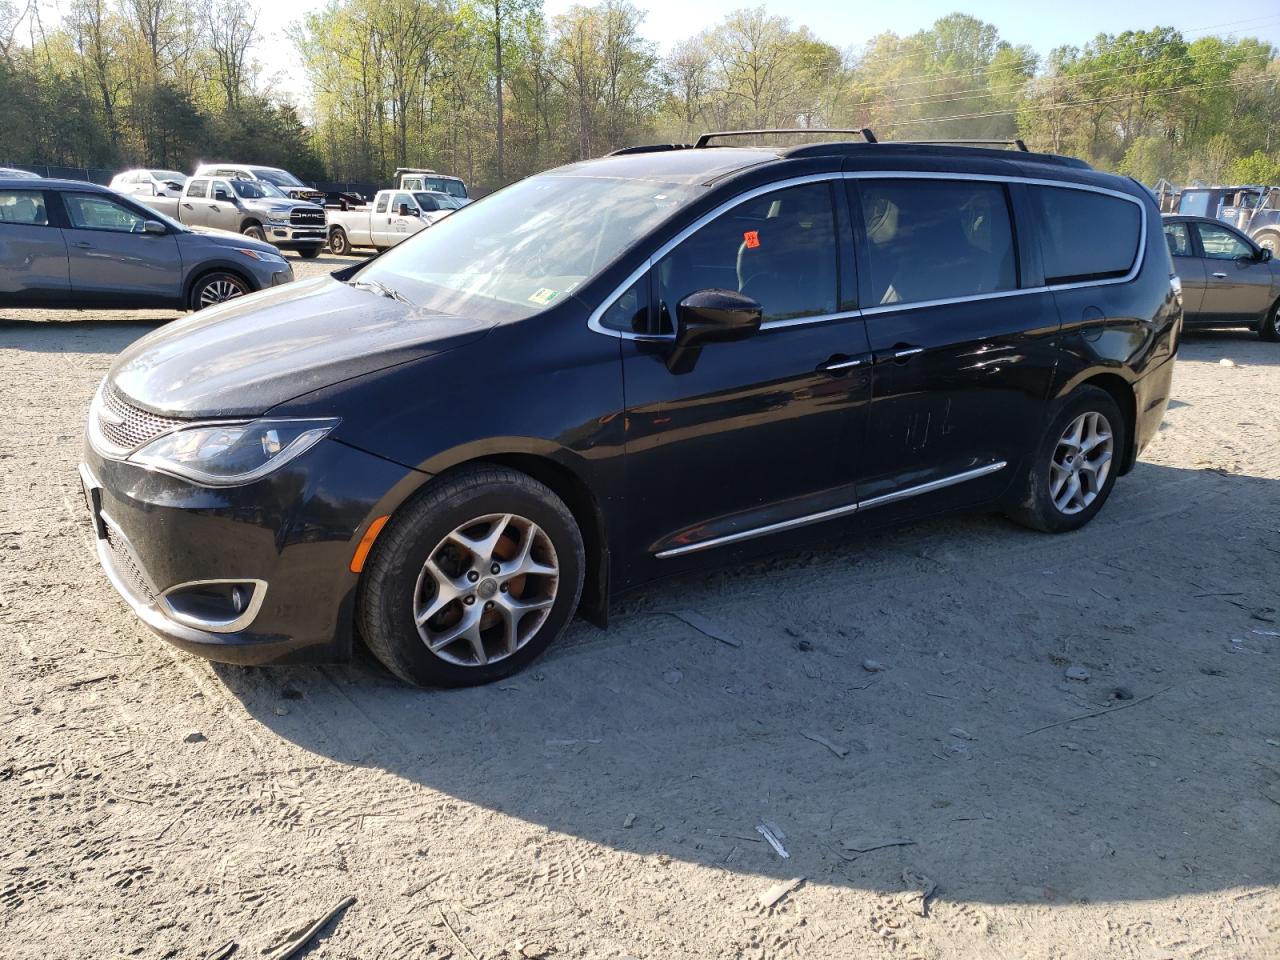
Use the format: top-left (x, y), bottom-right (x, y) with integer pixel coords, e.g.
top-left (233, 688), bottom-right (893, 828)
top-left (72, 241), bottom-right (92, 248)
top-left (817, 355), bottom-right (867, 374)
top-left (1211, 272), bottom-right (1228, 279)
top-left (875, 345), bottom-right (925, 364)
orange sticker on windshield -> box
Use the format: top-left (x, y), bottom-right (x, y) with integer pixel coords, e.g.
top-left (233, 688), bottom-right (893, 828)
top-left (743, 230), bottom-right (760, 249)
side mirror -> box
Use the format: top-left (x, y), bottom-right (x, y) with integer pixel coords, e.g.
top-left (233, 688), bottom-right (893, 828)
top-left (665, 289), bottom-right (762, 373)
top-left (1259, 247), bottom-right (1272, 262)
top-left (675, 288), bottom-right (762, 349)
top-left (142, 220), bottom-right (166, 235)
top-left (398, 203), bottom-right (415, 217)
top-left (214, 189), bottom-right (231, 202)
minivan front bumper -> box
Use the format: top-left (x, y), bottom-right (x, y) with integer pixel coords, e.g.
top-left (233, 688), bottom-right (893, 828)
top-left (80, 437), bottom-right (420, 665)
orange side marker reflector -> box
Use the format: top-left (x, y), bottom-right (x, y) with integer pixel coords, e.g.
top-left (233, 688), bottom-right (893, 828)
top-left (350, 515), bottom-right (390, 573)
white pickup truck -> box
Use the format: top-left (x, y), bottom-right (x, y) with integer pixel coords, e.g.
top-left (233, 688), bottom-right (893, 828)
top-left (325, 189), bottom-right (463, 255)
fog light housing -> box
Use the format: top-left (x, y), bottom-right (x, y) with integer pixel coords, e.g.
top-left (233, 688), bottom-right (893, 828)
top-left (160, 579), bottom-right (267, 633)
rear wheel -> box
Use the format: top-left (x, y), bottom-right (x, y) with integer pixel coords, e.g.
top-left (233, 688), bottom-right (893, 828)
top-left (241, 222), bottom-right (266, 242)
top-left (1007, 386), bottom-right (1125, 533)
top-left (188, 271), bottom-right (249, 311)
top-left (328, 227), bottom-right (350, 256)
top-left (1260, 298), bottom-right (1280, 342)
top-left (358, 465), bottom-right (585, 688)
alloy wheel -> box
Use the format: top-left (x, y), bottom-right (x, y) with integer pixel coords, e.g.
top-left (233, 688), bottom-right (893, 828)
top-left (1050, 411), bottom-right (1113, 515)
top-left (199, 278), bottom-right (247, 308)
top-left (413, 513), bottom-right (559, 666)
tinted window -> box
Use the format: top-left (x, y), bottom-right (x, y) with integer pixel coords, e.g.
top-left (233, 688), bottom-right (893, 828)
top-left (187, 179), bottom-right (208, 198)
top-left (0, 190), bottom-right (49, 225)
top-left (599, 276), bottom-right (650, 333)
top-left (1164, 222), bottom-right (1191, 257)
top-left (858, 179), bottom-right (1016, 306)
top-left (1196, 223), bottom-right (1253, 260)
top-left (64, 193), bottom-right (147, 232)
top-left (1033, 186), bottom-right (1141, 284)
top-left (424, 177), bottom-right (468, 199)
top-left (415, 193), bottom-right (440, 212)
top-left (657, 182), bottom-right (837, 329)
top-left (375, 194), bottom-right (389, 213)
top-left (212, 181), bottom-right (233, 199)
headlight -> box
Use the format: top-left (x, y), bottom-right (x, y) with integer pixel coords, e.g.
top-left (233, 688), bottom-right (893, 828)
top-left (236, 247), bottom-right (286, 264)
top-left (128, 418), bottom-right (338, 485)
top-left (265, 212), bottom-right (291, 224)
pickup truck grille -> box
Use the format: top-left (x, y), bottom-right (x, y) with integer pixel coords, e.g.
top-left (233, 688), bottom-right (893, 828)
top-left (290, 208), bottom-right (326, 227)
top-left (98, 386), bottom-right (183, 451)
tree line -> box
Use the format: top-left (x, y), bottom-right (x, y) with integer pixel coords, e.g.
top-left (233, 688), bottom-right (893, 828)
top-left (2, 1), bottom-right (1278, 192)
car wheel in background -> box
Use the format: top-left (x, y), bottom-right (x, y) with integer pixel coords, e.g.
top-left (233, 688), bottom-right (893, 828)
top-left (358, 464), bottom-right (585, 688)
top-left (328, 228), bottom-right (350, 256)
top-left (1260, 298), bottom-right (1280, 342)
top-left (1255, 231), bottom-right (1279, 256)
top-left (189, 271), bottom-right (250, 311)
top-left (1007, 385), bottom-right (1125, 534)
top-left (298, 246), bottom-right (322, 259)
top-left (241, 223), bottom-right (266, 242)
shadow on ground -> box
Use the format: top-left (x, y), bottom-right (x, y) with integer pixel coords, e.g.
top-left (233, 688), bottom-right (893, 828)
top-left (214, 461), bottom-right (1280, 907)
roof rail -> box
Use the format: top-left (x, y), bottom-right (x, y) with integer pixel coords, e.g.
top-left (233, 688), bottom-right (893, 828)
top-left (694, 128), bottom-right (878, 148)
top-left (887, 138), bottom-right (1029, 152)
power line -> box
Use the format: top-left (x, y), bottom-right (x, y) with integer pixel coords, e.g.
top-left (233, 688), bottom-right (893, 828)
top-left (886, 72), bottom-right (1274, 128)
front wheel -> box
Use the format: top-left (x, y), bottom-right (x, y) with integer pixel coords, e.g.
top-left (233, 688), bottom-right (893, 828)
top-left (328, 228), bottom-right (350, 256)
top-left (188, 271), bottom-right (250, 311)
top-left (1259, 298), bottom-right (1280, 342)
top-left (241, 223), bottom-right (266, 242)
top-left (297, 246), bottom-right (322, 260)
top-left (1007, 385), bottom-right (1126, 533)
top-left (358, 465), bottom-right (585, 688)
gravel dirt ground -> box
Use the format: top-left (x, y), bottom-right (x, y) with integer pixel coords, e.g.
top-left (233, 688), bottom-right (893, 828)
top-left (2, 254), bottom-right (1279, 959)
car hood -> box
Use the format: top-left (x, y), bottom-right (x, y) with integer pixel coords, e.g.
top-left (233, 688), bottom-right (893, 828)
top-left (110, 276), bottom-right (493, 417)
top-left (184, 225), bottom-right (278, 254)
top-left (242, 199), bottom-right (302, 214)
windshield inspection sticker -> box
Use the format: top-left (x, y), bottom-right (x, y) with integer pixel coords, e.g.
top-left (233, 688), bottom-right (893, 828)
top-left (743, 230), bottom-right (761, 249)
top-left (528, 288), bottom-right (560, 305)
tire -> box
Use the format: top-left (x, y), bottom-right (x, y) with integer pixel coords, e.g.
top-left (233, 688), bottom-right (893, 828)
top-left (358, 464), bottom-right (585, 688)
top-left (1006, 385), bottom-right (1126, 534)
top-left (328, 228), bottom-right (350, 256)
top-left (241, 222), bottom-right (266, 242)
top-left (298, 246), bottom-right (322, 259)
top-left (1259, 298), bottom-right (1280, 342)
top-left (188, 271), bottom-right (250, 311)
top-left (1255, 231), bottom-right (1279, 256)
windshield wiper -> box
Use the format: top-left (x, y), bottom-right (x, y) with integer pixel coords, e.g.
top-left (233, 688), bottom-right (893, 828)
top-left (346, 278), bottom-right (411, 305)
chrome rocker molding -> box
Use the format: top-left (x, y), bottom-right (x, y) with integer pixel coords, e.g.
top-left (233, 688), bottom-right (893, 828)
top-left (588, 170), bottom-right (1148, 340)
top-left (655, 460), bottom-right (1007, 558)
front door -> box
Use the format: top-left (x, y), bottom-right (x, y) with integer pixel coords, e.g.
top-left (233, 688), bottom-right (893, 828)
top-left (383, 192), bottom-right (419, 247)
top-left (619, 180), bottom-right (872, 573)
top-left (59, 192), bottom-right (182, 305)
top-left (851, 176), bottom-right (1060, 512)
top-left (1192, 221), bottom-right (1276, 324)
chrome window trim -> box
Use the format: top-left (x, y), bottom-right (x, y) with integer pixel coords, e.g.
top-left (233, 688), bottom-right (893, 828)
top-left (587, 170), bottom-right (1149, 339)
top-left (654, 460), bottom-right (1007, 558)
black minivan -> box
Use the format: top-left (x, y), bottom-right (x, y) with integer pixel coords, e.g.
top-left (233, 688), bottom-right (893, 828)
top-left (81, 133), bottom-right (1180, 686)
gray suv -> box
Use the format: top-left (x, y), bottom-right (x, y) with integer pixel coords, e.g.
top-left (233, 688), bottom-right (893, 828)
top-left (0, 178), bottom-right (293, 310)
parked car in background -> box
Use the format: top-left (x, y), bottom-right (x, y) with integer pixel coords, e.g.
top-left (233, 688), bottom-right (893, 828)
top-left (395, 167), bottom-right (470, 204)
top-left (110, 168), bottom-right (189, 199)
top-left (0, 166), bottom-right (40, 179)
top-left (1164, 214), bottom-right (1279, 340)
top-left (326, 189), bottom-right (461, 254)
top-left (80, 132), bottom-right (1178, 687)
top-left (193, 164), bottom-right (326, 205)
top-left (0, 177), bottom-right (292, 310)
top-left (136, 175), bottom-right (326, 258)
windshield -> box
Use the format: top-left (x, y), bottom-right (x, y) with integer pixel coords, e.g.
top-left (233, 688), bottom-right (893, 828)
top-left (424, 177), bottom-right (468, 199)
top-left (251, 168), bottom-right (305, 188)
top-left (231, 179), bottom-right (286, 200)
top-left (415, 192), bottom-right (463, 210)
top-left (358, 174), bottom-right (699, 320)
top-left (153, 170), bottom-right (186, 183)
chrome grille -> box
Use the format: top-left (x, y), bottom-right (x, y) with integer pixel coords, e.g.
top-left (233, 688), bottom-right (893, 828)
top-left (99, 387), bottom-right (183, 451)
top-left (104, 525), bottom-right (156, 605)
top-left (290, 208), bottom-right (325, 227)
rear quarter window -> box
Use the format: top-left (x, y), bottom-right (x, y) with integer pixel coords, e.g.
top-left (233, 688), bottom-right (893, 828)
top-left (1033, 186), bottom-right (1142, 284)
